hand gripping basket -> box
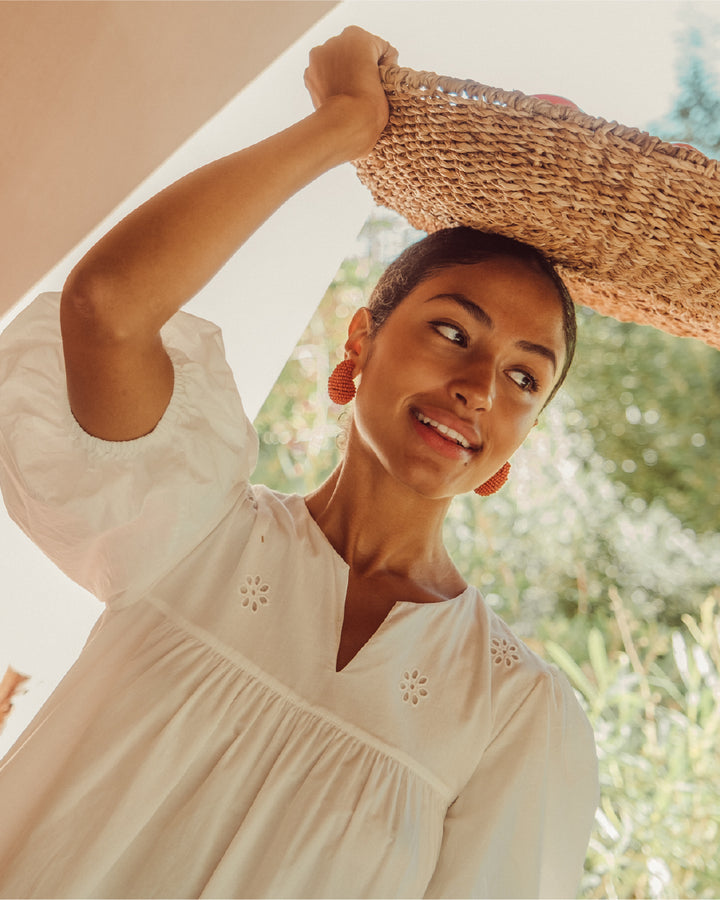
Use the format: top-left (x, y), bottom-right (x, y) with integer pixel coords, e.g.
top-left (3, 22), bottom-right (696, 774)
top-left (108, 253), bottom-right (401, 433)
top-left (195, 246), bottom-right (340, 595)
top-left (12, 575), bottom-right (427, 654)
top-left (353, 66), bottom-right (720, 348)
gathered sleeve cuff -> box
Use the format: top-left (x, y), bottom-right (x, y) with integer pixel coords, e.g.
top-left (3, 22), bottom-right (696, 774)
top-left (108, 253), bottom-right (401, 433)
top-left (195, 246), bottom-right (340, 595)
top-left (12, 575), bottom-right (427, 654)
top-left (424, 667), bottom-right (599, 899)
top-left (0, 293), bottom-right (259, 607)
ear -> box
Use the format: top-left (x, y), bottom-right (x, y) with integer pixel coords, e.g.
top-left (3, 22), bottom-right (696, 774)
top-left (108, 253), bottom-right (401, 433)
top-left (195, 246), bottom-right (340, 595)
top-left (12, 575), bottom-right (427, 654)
top-left (344, 307), bottom-right (374, 372)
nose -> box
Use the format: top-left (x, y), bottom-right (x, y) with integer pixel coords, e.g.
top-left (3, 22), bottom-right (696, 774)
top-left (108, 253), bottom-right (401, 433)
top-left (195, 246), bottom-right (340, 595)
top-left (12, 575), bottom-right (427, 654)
top-left (451, 360), bottom-right (495, 411)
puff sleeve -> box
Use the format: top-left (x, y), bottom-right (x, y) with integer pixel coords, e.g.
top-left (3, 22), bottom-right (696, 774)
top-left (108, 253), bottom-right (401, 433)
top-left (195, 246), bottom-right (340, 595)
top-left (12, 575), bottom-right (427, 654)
top-left (424, 668), bottom-right (599, 899)
top-left (0, 292), bottom-right (258, 607)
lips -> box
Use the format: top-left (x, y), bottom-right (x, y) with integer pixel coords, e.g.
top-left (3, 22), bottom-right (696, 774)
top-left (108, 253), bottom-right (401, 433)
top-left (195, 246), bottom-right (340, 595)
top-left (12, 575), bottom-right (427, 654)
top-left (411, 408), bottom-right (481, 451)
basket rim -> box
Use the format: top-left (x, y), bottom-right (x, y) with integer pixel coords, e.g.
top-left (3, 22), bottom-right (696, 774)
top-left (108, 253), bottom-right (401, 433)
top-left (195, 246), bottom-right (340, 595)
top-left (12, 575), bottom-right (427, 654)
top-left (378, 64), bottom-right (718, 173)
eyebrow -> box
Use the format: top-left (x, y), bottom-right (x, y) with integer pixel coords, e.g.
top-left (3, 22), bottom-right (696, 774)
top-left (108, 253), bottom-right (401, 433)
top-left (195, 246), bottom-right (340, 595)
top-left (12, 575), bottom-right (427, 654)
top-left (516, 340), bottom-right (557, 373)
top-left (426, 292), bottom-right (558, 373)
top-left (428, 293), bottom-right (494, 329)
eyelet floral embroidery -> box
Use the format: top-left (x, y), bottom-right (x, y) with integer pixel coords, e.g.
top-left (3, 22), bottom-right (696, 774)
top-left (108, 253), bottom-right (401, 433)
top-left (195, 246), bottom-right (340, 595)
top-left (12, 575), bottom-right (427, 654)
top-left (400, 669), bottom-right (429, 706)
top-left (239, 575), bottom-right (270, 612)
top-left (491, 636), bottom-right (520, 669)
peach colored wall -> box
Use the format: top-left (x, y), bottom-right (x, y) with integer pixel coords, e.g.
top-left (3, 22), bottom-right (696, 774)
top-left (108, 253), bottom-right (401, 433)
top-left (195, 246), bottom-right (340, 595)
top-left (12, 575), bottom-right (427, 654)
top-left (0, 0), bottom-right (335, 316)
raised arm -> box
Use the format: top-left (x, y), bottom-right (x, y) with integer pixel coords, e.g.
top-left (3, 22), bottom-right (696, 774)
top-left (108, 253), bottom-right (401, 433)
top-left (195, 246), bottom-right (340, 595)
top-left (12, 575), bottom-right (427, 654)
top-left (60, 26), bottom-right (396, 441)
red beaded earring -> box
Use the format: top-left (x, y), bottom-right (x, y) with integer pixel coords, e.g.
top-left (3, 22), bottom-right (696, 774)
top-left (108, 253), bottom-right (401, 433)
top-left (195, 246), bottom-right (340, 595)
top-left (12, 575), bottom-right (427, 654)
top-left (475, 462), bottom-right (511, 496)
top-left (328, 358), bottom-right (356, 405)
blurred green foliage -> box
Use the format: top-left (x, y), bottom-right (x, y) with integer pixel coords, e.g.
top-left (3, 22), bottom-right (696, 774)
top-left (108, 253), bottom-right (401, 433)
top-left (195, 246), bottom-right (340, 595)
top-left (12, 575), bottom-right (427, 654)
top-left (561, 593), bottom-right (720, 899)
top-left (647, 13), bottom-right (720, 158)
top-left (564, 310), bottom-right (720, 536)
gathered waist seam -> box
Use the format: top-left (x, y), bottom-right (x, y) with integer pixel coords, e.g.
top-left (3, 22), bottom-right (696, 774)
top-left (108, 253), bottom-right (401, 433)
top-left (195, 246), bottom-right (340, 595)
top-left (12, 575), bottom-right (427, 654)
top-left (145, 595), bottom-right (454, 803)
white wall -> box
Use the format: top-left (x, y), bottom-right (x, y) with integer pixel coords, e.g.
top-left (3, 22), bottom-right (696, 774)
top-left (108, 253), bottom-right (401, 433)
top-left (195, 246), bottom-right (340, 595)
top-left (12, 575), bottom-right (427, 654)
top-left (0, 0), bottom-right (336, 317)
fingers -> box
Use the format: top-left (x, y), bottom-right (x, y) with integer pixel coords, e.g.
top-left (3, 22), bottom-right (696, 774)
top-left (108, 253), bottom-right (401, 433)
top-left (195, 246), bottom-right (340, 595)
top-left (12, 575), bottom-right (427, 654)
top-left (306, 25), bottom-right (399, 81)
top-left (302, 25), bottom-right (399, 157)
top-left (342, 25), bottom-right (399, 68)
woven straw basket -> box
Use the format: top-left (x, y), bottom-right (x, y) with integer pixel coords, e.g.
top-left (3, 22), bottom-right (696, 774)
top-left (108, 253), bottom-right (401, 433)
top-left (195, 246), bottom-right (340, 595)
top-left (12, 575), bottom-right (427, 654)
top-left (353, 66), bottom-right (720, 349)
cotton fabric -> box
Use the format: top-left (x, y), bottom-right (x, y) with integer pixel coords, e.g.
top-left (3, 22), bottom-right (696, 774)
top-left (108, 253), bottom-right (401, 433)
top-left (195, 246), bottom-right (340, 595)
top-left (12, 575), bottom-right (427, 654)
top-left (0, 293), bottom-right (599, 899)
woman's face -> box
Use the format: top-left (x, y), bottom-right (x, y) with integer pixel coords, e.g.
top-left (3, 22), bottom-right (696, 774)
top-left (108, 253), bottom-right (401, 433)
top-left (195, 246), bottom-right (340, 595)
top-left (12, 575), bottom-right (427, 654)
top-left (350, 257), bottom-right (567, 500)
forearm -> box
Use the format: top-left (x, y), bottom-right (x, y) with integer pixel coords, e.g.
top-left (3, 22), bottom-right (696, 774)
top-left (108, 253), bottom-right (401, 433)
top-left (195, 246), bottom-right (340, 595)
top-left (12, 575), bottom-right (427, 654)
top-left (55, 26), bottom-right (394, 443)
top-left (62, 97), bottom-right (373, 340)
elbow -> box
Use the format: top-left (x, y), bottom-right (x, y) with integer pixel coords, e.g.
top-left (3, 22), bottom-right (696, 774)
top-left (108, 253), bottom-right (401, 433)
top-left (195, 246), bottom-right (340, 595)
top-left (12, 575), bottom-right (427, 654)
top-left (61, 266), bottom-right (129, 344)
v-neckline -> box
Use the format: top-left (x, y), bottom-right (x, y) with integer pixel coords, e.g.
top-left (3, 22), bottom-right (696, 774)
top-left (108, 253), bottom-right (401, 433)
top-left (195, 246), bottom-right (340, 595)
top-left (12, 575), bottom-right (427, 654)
top-left (296, 493), bottom-right (470, 674)
top-left (334, 585), bottom-right (400, 673)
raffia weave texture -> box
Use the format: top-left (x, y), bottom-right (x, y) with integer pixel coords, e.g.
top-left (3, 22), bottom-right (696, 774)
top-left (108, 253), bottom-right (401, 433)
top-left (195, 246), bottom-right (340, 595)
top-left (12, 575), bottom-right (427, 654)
top-left (354, 66), bottom-right (720, 348)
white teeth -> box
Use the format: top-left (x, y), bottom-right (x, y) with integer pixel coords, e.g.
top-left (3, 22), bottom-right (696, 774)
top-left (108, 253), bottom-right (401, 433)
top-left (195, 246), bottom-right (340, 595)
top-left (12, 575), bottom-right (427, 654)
top-left (414, 411), bottom-right (472, 449)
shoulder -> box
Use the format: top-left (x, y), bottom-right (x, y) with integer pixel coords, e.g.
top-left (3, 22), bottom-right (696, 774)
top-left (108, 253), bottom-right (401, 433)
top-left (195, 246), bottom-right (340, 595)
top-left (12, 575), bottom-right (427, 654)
top-left (229, 486), bottom-right (338, 566)
top-left (483, 603), bottom-right (552, 692)
top-left (482, 604), bottom-right (594, 750)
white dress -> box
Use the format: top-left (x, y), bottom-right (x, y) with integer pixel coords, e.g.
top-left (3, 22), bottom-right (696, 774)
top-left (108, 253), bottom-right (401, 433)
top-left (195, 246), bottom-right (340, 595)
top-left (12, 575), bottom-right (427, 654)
top-left (0, 293), bottom-right (599, 899)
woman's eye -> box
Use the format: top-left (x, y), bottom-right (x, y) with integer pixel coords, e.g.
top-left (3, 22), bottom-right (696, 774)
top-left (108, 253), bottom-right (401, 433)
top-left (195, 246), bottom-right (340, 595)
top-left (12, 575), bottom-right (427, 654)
top-left (508, 369), bottom-right (539, 392)
top-left (432, 322), bottom-right (467, 346)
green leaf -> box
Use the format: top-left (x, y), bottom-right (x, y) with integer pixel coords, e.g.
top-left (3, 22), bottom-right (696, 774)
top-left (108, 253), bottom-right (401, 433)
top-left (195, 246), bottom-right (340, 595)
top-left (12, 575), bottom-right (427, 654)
top-left (588, 627), bottom-right (610, 693)
top-left (545, 640), bottom-right (598, 704)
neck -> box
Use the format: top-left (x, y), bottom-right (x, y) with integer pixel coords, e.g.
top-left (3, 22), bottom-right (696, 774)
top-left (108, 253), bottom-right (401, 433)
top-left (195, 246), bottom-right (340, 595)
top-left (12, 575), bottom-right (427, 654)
top-left (305, 434), bottom-right (461, 591)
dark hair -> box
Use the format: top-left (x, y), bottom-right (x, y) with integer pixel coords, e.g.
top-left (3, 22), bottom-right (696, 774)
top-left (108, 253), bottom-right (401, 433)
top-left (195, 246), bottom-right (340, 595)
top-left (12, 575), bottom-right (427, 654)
top-left (367, 227), bottom-right (576, 406)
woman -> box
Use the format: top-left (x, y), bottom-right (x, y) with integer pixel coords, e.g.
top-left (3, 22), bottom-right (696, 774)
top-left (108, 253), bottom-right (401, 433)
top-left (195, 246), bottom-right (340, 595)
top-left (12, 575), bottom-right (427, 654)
top-left (0, 27), bottom-right (598, 899)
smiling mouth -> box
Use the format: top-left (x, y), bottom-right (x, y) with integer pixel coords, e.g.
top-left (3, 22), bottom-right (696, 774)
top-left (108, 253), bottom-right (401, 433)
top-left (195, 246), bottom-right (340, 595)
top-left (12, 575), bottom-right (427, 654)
top-left (412, 410), bottom-right (479, 451)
